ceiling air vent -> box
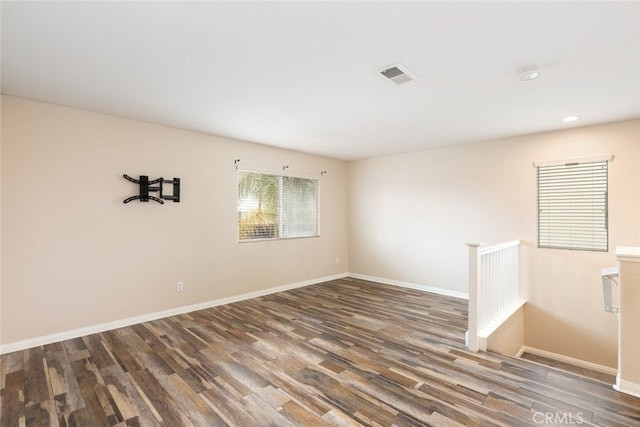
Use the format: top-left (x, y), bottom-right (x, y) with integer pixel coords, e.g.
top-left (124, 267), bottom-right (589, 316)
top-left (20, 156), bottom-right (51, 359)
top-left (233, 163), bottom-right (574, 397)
top-left (379, 64), bottom-right (415, 85)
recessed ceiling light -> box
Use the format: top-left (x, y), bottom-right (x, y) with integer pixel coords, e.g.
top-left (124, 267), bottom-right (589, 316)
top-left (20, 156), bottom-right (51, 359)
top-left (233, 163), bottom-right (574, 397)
top-left (562, 115), bottom-right (580, 122)
top-left (518, 68), bottom-right (540, 81)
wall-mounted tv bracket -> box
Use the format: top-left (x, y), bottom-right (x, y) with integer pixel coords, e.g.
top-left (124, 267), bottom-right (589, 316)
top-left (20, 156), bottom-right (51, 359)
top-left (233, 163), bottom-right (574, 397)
top-left (123, 174), bottom-right (180, 204)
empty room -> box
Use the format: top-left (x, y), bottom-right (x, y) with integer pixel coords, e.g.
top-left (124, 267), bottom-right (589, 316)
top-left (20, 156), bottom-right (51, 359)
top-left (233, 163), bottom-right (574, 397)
top-left (1, 1), bottom-right (640, 426)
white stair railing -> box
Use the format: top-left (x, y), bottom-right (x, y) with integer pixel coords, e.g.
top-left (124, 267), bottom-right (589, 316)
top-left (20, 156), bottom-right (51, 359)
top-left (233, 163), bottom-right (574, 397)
top-left (466, 240), bottom-right (522, 352)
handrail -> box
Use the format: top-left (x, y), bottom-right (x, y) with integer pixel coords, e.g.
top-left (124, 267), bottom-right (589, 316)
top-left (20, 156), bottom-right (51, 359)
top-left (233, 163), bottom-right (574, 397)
top-left (466, 240), bottom-right (522, 352)
top-left (478, 239), bottom-right (521, 255)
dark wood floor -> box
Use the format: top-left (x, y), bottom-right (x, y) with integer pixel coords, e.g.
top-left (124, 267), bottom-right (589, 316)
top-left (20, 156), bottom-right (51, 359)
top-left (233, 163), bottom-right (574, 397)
top-left (2, 277), bottom-right (639, 426)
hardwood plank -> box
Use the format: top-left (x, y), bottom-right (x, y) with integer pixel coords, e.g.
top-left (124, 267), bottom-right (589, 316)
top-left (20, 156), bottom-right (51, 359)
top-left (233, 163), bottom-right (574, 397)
top-left (81, 334), bottom-right (117, 371)
top-left (23, 346), bottom-right (51, 406)
top-left (521, 352), bottom-right (615, 383)
top-left (25, 399), bottom-right (59, 427)
top-left (237, 393), bottom-right (296, 427)
top-left (44, 343), bottom-right (90, 426)
top-left (155, 373), bottom-right (227, 426)
top-left (128, 368), bottom-right (194, 426)
top-left (69, 358), bottom-right (112, 426)
top-left (3, 277), bottom-right (640, 426)
top-left (255, 364), bottom-right (335, 417)
top-left (200, 381), bottom-right (262, 426)
top-left (294, 367), bottom-right (403, 425)
top-left (100, 365), bottom-right (159, 425)
top-left (280, 399), bottom-right (327, 426)
top-left (100, 330), bottom-right (143, 374)
top-left (61, 338), bottom-right (90, 362)
top-left (2, 369), bottom-right (25, 427)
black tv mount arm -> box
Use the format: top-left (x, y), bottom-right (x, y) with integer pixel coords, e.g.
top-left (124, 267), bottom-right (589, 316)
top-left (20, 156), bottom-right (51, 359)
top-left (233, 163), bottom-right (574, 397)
top-left (123, 174), bottom-right (180, 204)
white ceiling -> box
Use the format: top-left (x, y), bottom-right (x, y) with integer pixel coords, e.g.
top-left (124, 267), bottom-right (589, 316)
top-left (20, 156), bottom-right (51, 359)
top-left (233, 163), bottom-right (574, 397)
top-left (2, 1), bottom-right (639, 161)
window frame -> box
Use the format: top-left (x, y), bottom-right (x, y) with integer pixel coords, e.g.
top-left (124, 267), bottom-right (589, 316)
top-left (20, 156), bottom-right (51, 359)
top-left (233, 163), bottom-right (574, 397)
top-left (237, 169), bottom-right (320, 243)
top-left (536, 158), bottom-right (609, 252)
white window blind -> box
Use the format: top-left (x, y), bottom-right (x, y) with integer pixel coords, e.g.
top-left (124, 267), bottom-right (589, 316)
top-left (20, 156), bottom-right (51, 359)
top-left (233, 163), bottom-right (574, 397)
top-left (237, 171), bottom-right (319, 241)
top-left (281, 176), bottom-right (319, 238)
top-left (537, 160), bottom-right (608, 251)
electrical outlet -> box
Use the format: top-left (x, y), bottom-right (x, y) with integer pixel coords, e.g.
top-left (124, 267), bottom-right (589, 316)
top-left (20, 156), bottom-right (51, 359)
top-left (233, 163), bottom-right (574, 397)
top-left (336, 257), bottom-right (341, 264)
top-left (176, 281), bottom-right (184, 292)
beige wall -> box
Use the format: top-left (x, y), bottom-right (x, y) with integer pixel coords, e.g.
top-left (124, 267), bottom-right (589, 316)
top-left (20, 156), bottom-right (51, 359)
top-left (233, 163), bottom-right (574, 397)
top-left (0, 96), bottom-right (349, 345)
top-left (617, 250), bottom-right (640, 392)
top-left (0, 97), bottom-right (3, 341)
top-left (3, 94), bottom-right (639, 369)
top-left (349, 119), bottom-right (640, 367)
top-left (486, 305), bottom-right (525, 357)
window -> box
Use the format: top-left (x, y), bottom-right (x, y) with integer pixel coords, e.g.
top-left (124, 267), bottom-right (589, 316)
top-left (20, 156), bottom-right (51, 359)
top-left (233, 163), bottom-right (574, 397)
top-left (537, 160), bottom-right (608, 251)
top-left (237, 170), bottom-right (319, 241)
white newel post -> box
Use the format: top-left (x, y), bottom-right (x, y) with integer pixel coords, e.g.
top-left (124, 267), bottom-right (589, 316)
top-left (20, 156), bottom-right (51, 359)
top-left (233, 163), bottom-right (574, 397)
top-left (466, 242), bottom-right (482, 352)
top-left (614, 246), bottom-right (640, 398)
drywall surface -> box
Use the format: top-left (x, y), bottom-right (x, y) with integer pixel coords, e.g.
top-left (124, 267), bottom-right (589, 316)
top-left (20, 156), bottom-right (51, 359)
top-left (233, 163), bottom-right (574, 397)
top-left (487, 305), bottom-right (525, 357)
top-left (349, 119), bottom-right (640, 367)
top-left (616, 248), bottom-right (640, 395)
top-left (0, 96), bottom-right (349, 345)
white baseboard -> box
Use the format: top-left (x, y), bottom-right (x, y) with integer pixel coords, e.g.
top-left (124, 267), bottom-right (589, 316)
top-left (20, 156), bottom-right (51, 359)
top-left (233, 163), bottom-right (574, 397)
top-left (347, 273), bottom-right (469, 300)
top-left (517, 346), bottom-right (618, 376)
top-left (614, 376), bottom-right (640, 398)
top-left (0, 273), bottom-right (349, 355)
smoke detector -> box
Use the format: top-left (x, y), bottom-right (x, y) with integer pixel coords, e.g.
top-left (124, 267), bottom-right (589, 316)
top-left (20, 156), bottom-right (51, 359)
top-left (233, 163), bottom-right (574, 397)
top-left (518, 67), bottom-right (540, 81)
top-left (379, 63), bottom-right (416, 85)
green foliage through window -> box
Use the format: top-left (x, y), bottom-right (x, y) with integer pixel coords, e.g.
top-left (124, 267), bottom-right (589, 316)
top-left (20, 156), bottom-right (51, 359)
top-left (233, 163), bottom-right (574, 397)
top-left (238, 171), bottom-right (319, 241)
